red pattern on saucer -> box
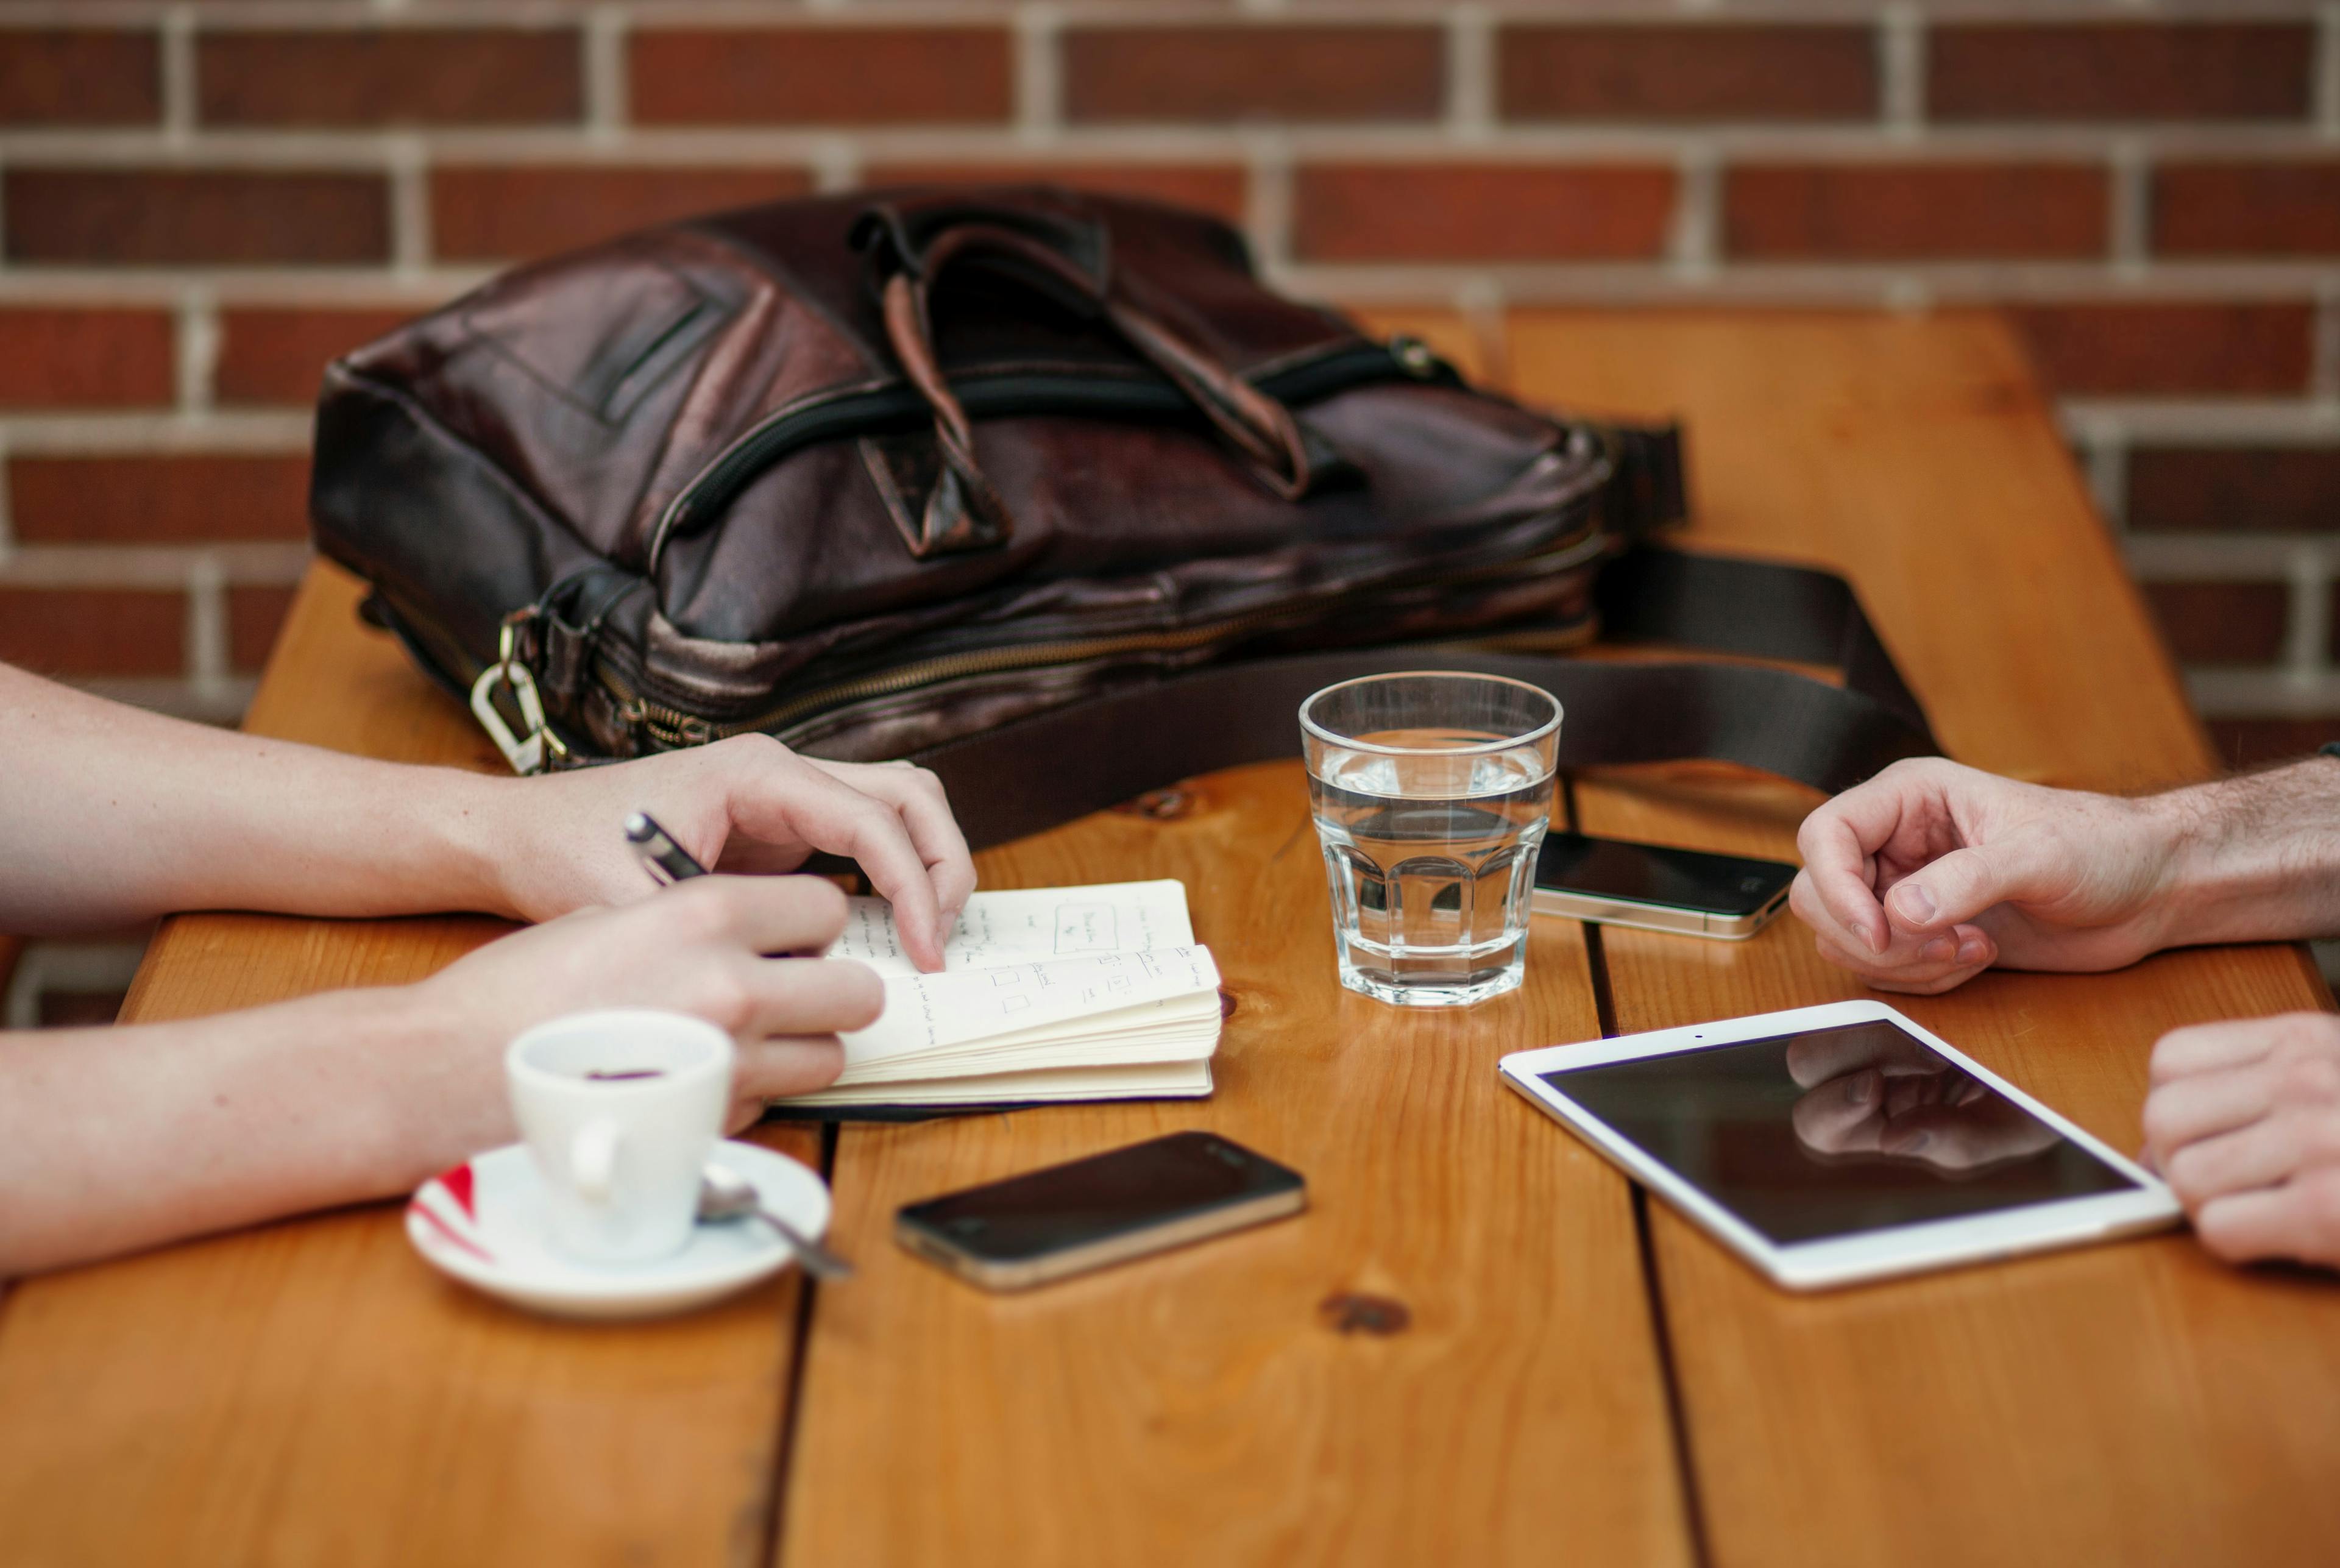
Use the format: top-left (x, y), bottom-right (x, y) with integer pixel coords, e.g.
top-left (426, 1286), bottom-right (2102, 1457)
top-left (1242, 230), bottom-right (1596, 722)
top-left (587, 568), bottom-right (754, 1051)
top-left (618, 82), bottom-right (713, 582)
top-left (408, 1163), bottom-right (495, 1262)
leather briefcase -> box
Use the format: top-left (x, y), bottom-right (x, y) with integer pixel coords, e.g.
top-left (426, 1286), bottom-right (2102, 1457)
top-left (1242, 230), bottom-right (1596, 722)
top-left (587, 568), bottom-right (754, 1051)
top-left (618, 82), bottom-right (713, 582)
top-left (310, 186), bottom-right (1935, 846)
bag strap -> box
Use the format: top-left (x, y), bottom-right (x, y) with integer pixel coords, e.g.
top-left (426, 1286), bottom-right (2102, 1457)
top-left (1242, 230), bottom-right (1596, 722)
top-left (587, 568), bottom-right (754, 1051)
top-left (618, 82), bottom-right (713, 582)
top-left (907, 547), bottom-right (1940, 853)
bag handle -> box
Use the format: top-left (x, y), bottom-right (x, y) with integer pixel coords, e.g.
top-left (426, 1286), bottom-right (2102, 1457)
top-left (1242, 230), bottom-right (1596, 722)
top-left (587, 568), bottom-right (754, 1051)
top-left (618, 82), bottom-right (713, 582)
top-left (856, 201), bottom-right (1322, 556)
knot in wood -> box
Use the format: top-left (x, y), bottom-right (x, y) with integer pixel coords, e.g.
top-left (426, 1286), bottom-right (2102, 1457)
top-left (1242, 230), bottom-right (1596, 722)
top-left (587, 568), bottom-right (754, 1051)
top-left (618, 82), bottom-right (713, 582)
top-left (1318, 1292), bottom-right (1411, 1336)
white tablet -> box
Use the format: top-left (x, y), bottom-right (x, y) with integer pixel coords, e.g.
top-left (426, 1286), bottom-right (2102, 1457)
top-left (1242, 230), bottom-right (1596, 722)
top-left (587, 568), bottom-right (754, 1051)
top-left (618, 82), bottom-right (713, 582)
top-left (1498, 1000), bottom-right (2181, 1291)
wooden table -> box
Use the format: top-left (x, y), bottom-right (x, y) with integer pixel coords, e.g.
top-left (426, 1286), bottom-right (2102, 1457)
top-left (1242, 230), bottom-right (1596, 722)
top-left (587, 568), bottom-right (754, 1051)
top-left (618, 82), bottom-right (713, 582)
top-left (2, 311), bottom-right (2335, 1568)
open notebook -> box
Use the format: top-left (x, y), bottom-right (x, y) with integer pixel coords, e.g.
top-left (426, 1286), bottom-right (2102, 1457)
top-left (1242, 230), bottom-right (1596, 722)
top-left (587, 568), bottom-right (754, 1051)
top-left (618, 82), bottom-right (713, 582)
top-left (775, 879), bottom-right (1221, 1110)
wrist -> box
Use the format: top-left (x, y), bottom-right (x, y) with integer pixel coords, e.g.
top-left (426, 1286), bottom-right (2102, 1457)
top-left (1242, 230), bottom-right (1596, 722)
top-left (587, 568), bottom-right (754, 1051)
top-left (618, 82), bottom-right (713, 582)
top-left (345, 977), bottom-right (517, 1192)
top-left (418, 768), bottom-right (530, 921)
top-left (2142, 764), bottom-right (2335, 948)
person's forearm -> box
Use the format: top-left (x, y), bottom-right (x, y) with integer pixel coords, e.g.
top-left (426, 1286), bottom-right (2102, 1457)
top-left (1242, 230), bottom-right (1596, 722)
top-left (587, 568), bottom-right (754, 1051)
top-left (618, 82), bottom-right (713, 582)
top-left (2154, 759), bottom-right (2340, 948)
top-left (0, 984), bottom-right (505, 1276)
top-left (0, 663), bottom-right (512, 932)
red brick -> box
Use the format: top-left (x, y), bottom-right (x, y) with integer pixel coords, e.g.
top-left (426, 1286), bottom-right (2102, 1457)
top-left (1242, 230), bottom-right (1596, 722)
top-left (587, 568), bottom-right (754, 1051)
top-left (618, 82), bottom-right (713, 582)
top-left (0, 307), bottom-right (176, 408)
top-left (197, 28), bottom-right (580, 127)
top-left (631, 29), bottom-right (1010, 126)
top-left (2140, 581), bottom-right (2287, 664)
top-left (1725, 162), bottom-right (2108, 260)
top-left (216, 307), bottom-right (419, 406)
top-left (860, 163), bottom-right (1249, 226)
top-left (1063, 26), bottom-right (1442, 123)
top-left (2154, 161), bottom-right (2340, 258)
top-left (10, 455), bottom-right (311, 545)
top-left (0, 30), bottom-right (159, 126)
top-left (1500, 24), bottom-right (1873, 122)
top-left (1930, 24), bottom-right (2313, 122)
top-left (228, 584), bottom-right (299, 673)
top-left (2128, 447), bottom-right (2340, 534)
top-left (0, 587), bottom-right (185, 678)
top-left (2003, 303), bottom-right (2314, 397)
top-left (2207, 718), bottom-right (2340, 769)
top-left (4, 169), bottom-right (389, 266)
top-left (1292, 163), bottom-right (1675, 263)
top-left (431, 165), bottom-right (812, 263)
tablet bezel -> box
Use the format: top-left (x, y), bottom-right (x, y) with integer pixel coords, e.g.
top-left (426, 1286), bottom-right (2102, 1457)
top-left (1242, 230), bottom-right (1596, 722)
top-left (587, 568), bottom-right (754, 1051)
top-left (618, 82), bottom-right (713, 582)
top-left (1498, 999), bottom-right (2182, 1291)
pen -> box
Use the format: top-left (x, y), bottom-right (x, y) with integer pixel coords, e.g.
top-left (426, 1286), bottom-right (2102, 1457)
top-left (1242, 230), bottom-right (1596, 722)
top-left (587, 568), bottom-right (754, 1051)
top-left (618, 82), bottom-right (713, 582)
top-left (625, 811), bottom-right (708, 885)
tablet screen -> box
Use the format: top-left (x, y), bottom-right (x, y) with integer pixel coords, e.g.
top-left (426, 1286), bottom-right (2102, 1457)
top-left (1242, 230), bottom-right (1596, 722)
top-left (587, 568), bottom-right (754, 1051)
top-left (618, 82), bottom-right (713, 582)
top-left (1540, 1020), bottom-right (2140, 1244)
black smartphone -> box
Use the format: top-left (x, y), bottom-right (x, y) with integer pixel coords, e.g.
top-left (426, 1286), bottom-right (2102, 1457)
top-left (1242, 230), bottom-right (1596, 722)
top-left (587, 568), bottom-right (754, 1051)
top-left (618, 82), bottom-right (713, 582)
top-left (895, 1132), bottom-right (1307, 1291)
top-left (1533, 831), bottom-right (1798, 940)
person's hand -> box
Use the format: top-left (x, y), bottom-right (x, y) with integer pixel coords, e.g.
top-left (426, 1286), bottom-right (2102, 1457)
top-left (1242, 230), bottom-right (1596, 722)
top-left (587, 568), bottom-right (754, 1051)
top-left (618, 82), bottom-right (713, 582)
top-left (475, 734), bottom-right (974, 971)
top-left (1785, 1023), bottom-right (2060, 1171)
top-left (403, 874), bottom-right (880, 1151)
top-left (1790, 757), bottom-right (2185, 995)
top-left (2143, 1012), bottom-right (2340, 1270)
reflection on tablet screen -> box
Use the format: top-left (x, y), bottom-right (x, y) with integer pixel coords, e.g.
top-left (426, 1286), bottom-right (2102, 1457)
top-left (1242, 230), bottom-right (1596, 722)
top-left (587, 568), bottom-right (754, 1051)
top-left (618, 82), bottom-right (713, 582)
top-left (1541, 1021), bottom-right (2138, 1244)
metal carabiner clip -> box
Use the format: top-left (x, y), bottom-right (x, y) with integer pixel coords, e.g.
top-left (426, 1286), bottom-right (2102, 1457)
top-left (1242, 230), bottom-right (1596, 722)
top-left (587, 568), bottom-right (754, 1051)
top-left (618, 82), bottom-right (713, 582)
top-left (468, 612), bottom-right (569, 775)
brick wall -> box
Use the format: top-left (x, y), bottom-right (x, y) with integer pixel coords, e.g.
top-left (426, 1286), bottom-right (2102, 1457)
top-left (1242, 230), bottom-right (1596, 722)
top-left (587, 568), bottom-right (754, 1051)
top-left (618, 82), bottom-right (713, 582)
top-left (0, 4), bottom-right (2331, 751)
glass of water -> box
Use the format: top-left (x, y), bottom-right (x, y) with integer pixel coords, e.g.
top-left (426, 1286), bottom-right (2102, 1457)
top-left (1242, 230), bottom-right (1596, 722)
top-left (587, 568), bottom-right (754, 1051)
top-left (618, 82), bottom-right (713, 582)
top-left (1300, 672), bottom-right (1561, 1007)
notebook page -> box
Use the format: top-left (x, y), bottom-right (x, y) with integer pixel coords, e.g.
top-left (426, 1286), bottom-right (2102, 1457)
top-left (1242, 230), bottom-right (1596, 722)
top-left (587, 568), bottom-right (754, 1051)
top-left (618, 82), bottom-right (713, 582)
top-left (784, 1057), bottom-right (1213, 1109)
top-left (841, 946), bottom-right (1221, 1066)
top-left (830, 880), bottom-right (1195, 977)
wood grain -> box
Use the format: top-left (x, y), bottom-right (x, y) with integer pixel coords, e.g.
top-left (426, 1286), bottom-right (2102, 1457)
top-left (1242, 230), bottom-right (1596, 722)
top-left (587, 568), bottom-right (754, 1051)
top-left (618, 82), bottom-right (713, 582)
top-left (0, 566), bottom-right (822, 1568)
top-left (1509, 310), bottom-right (2340, 1568)
top-left (773, 308), bottom-right (1688, 1568)
top-left (781, 764), bottom-right (1692, 1567)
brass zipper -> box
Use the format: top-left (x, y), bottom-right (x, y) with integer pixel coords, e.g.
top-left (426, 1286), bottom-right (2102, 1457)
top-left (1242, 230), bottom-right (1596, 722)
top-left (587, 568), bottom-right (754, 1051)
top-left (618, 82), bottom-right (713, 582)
top-left (602, 608), bottom-right (1294, 747)
top-left (597, 527), bottom-right (1613, 750)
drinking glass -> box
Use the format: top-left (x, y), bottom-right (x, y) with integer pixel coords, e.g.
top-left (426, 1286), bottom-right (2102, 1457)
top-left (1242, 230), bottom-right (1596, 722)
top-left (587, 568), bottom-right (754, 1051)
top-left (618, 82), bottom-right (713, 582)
top-left (1300, 672), bottom-right (1561, 1007)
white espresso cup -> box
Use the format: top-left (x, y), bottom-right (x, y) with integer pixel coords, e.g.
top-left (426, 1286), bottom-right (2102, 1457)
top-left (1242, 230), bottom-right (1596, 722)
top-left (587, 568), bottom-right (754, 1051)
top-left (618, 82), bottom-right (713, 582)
top-left (505, 1009), bottom-right (735, 1267)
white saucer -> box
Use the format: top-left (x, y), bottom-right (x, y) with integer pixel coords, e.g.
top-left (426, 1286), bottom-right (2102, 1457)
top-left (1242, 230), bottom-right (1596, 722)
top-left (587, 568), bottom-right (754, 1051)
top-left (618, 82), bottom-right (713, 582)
top-left (405, 1138), bottom-right (832, 1321)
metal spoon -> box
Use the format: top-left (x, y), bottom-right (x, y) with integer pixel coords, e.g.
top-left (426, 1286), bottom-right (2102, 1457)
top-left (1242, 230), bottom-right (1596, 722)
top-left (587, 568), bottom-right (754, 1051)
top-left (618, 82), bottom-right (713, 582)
top-left (697, 1163), bottom-right (853, 1280)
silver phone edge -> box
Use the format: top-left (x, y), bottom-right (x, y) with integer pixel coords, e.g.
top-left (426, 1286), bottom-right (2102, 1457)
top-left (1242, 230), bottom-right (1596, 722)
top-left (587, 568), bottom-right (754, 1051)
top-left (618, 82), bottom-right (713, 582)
top-left (1530, 885), bottom-right (1789, 940)
top-left (895, 1185), bottom-right (1308, 1292)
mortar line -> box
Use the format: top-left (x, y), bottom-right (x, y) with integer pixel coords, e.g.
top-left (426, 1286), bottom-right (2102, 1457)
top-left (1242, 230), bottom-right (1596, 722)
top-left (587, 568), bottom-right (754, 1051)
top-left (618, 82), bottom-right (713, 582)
top-left (1879, 3), bottom-right (1926, 140)
top-left (2285, 543), bottom-right (2330, 688)
top-left (1015, 4), bottom-right (1063, 144)
top-left (387, 133), bottom-right (431, 277)
top-left (176, 285), bottom-right (221, 417)
top-left (186, 551), bottom-right (230, 702)
top-left (584, 5), bottom-right (629, 146)
top-left (160, 5), bottom-right (197, 147)
top-left (2108, 135), bottom-right (2149, 280)
top-left (1246, 129), bottom-right (1294, 280)
top-left (1447, 4), bottom-right (1493, 144)
top-left (1669, 140), bottom-right (1720, 283)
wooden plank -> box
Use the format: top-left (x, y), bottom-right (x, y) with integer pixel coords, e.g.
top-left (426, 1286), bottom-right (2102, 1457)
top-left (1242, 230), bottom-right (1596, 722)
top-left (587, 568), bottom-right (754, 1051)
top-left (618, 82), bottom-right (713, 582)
top-left (1508, 310), bottom-right (2340, 1568)
top-left (0, 564), bottom-right (821, 1568)
top-left (782, 763), bottom-right (1692, 1568)
top-left (782, 310), bottom-right (1686, 1567)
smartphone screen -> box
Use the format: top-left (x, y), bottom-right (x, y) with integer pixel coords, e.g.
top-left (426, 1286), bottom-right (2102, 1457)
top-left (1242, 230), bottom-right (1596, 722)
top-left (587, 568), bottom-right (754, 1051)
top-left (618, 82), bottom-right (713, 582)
top-left (897, 1132), bottom-right (1304, 1268)
top-left (1536, 832), bottom-right (1796, 917)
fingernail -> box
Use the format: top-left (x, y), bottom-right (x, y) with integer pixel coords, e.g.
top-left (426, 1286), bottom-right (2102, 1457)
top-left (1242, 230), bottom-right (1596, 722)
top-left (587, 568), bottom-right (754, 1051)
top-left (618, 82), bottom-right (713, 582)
top-left (1920, 936), bottom-right (1957, 965)
top-left (1902, 1132), bottom-right (1932, 1154)
top-left (1956, 938), bottom-right (1988, 965)
top-left (1892, 882), bottom-right (1937, 924)
top-left (1845, 1074), bottom-right (1873, 1105)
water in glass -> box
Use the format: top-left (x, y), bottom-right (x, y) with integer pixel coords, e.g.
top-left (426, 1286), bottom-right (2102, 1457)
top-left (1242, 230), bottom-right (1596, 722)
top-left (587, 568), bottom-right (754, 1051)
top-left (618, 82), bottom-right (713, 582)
top-left (1302, 675), bottom-right (1559, 1007)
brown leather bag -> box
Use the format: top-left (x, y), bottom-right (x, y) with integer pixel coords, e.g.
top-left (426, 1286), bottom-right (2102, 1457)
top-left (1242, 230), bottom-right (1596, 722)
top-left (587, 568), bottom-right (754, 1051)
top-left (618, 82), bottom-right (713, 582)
top-left (311, 187), bottom-right (1934, 845)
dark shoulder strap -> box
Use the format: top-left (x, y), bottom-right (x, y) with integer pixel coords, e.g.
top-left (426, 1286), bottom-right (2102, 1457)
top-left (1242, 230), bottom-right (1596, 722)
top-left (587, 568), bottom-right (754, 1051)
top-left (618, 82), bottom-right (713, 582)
top-left (909, 547), bottom-right (1938, 853)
